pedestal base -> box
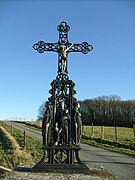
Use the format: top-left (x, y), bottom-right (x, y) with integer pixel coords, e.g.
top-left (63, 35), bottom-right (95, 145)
top-left (32, 162), bottom-right (91, 174)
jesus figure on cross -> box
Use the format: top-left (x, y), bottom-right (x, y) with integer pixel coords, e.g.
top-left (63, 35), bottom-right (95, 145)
top-left (60, 44), bottom-right (73, 74)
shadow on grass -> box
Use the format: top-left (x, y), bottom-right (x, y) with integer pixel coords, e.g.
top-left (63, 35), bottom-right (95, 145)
top-left (82, 135), bottom-right (135, 151)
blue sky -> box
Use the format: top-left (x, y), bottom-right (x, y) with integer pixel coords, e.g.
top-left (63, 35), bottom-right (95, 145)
top-left (0, 0), bottom-right (135, 120)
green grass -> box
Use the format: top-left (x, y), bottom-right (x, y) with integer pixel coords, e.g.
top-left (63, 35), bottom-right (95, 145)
top-left (83, 126), bottom-right (134, 146)
top-left (0, 121), bottom-right (43, 178)
top-left (82, 126), bottom-right (135, 158)
top-left (0, 124), bottom-right (32, 178)
top-left (0, 128), bottom-right (13, 169)
top-left (0, 128), bottom-right (13, 178)
top-left (14, 121), bottom-right (42, 130)
top-left (6, 123), bottom-right (43, 162)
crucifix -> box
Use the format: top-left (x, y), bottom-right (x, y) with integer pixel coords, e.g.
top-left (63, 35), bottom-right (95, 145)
top-left (33, 21), bottom-right (93, 80)
top-left (32, 22), bottom-right (93, 170)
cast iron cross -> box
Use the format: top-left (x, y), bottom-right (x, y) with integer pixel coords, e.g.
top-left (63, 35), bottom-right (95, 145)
top-left (33, 21), bottom-right (93, 79)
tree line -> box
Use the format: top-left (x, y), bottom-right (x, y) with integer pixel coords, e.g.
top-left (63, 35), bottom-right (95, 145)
top-left (37, 95), bottom-right (135, 127)
top-left (79, 95), bottom-right (135, 127)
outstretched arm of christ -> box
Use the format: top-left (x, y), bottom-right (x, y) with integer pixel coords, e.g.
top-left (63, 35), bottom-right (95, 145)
top-left (66, 44), bottom-right (74, 52)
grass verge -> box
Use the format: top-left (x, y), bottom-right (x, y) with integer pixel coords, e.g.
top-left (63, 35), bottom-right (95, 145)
top-left (0, 125), bottom-right (33, 178)
top-left (0, 122), bottom-right (43, 179)
top-left (81, 135), bottom-right (135, 158)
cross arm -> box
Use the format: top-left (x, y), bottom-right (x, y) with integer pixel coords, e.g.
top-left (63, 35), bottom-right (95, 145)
top-left (68, 42), bottom-right (93, 54)
top-left (33, 41), bottom-right (60, 53)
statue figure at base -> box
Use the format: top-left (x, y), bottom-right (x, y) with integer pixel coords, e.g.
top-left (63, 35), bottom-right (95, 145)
top-left (42, 101), bottom-right (52, 145)
top-left (55, 101), bottom-right (70, 145)
top-left (72, 102), bottom-right (82, 145)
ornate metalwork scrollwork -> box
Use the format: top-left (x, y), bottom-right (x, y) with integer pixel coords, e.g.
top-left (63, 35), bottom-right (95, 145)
top-left (57, 21), bottom-right (70, 32)
top-left (33, 21), bottom-right (93, 80)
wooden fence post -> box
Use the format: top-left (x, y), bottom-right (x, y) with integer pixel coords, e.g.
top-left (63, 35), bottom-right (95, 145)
top-left (101, 125), bottom-right (104, 139)
top-left (115, 126), bottom-right (118, 142)
top-left (133, 124), bottom-right (135, 146)
top-left (91, 123), bottom-right (94, 138)
top-left (24, 131), bottom-right (26, 148)
top-left (82, 125), bottom-right (84, 136)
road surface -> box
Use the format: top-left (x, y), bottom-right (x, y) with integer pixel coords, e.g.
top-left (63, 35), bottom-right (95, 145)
top-left (6, 121), bottom-right (135, 180)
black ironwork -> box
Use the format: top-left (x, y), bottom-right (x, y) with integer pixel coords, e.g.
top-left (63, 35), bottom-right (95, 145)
top-left (33, 21), bottom-right (93, 80)
top-left (33, 22), bottom-right (93, 166)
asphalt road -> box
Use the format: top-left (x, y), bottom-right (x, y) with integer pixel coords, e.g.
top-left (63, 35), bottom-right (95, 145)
top-left (6, 121), bottom-right (135, 180)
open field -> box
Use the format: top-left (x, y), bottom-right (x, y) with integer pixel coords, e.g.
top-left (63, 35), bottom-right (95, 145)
top-left (83, 126), bottom-right (134, 147)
